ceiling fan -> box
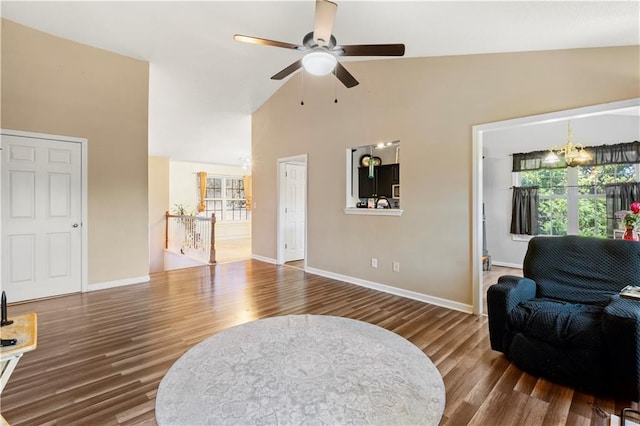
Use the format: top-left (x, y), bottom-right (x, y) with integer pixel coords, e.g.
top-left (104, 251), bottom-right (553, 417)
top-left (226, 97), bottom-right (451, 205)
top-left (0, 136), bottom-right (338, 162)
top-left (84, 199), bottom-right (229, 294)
top-left (233, 0), bottom-right (405, 88)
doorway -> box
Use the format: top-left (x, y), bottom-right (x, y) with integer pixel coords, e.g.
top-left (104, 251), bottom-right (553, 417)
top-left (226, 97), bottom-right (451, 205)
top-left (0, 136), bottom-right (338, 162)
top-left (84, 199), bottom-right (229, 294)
top-left (1, 130), bottom-right (87, 302)
top-left (472, 98), bottom-right (640, 315)
top-left (277, 155), bottom-right (307, 267)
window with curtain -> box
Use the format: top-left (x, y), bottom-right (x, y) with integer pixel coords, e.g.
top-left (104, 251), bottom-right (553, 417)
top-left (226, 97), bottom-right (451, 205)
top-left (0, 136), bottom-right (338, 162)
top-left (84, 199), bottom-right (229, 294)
top-left (202, 176), bottom-right (249, 221)
top-left (510, 186), bottom-right (539, 235)
top-left (512, 141), bottom-right (640, 238)
top-left (512, 141), bottom-right (640, 172)
top-left (519, 164), bottom-right (638, 237)
top-left (605, 181), bottom-right (640, 236)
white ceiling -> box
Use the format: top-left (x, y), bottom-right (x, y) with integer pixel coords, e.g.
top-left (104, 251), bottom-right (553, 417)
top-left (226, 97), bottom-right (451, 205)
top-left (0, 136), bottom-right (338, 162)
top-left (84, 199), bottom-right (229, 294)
top-left (2, 1), bottom-right (639, 165)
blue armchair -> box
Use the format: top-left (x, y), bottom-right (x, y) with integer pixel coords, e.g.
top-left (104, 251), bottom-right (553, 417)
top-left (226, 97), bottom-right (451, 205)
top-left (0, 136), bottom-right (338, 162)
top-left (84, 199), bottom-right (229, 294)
top-left (487, 235), bottom-right (640, 401)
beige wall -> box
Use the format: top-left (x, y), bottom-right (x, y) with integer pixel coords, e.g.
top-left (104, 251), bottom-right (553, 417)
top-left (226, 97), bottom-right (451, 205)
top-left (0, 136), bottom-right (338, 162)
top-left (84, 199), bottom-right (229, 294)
top-left (1, 19), bottom-right (150, 285)
top-left (252, 46), bottom-right (640, 307)
top-left (149, 156), bottom-right (170, 273)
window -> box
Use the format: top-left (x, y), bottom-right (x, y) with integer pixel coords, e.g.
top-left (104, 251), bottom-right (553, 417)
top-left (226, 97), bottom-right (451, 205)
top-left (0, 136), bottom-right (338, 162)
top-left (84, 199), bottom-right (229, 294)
top-left (203, 176), bottom-right (249, 221)
top-left (519, 164), bottom-right (639, 238)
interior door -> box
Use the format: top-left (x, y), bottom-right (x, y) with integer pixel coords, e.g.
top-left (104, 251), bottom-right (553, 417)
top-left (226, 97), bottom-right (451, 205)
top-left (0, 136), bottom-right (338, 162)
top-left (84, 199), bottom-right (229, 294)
top-left (284, 163), bottom-right (306, 262)
top-left (1, 133), bottom-right (83, 302)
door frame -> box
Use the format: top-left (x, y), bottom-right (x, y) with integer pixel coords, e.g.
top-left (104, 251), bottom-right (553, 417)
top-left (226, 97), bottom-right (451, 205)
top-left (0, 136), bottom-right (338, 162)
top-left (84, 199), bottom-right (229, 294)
top-left (471, 98), bottom-right (640, 315)
top-left (1, 129), bottom-right (89, 294)
top-left (276, 154), bottom-right (308, 266)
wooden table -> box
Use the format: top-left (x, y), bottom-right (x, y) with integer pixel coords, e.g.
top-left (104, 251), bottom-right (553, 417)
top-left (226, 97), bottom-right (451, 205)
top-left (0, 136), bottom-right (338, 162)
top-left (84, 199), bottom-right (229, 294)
top-left (0, 313), bottom-right (38, 425)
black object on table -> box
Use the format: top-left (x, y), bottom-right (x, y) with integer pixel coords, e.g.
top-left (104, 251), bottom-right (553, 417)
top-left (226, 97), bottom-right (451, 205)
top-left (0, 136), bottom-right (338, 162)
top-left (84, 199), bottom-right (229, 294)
top-left (1, 291), bottom-right (13, 327)
top-left (1, 338), bottom-right (17, 347)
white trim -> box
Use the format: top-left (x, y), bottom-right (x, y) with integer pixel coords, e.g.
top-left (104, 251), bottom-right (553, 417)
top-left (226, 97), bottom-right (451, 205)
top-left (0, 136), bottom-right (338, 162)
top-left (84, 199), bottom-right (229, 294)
top-left (276, 154), bottom-right (308, 266)
top-left (305, 266), bottom-right (473, 314)
top-left (492, 261), bottom-right (523, 269)
top-left (345, 149), bottom-right (352, 208)
top-left (1, 129), bottom-right (89, 296)
top-left (251, 254), bottom-right (277, 264)
top-left (81, 137), bottom-right (89, 293)
top-left (343, 208), bottom-right (403, 216)
top-left (88, 275), bottom-right (150, 291)
top-left (472, 98), bottom-right (640, 316)
top-left (472, 125), bottom-right (483, 316)
top-left (0, 129), bottom-right (86, 144)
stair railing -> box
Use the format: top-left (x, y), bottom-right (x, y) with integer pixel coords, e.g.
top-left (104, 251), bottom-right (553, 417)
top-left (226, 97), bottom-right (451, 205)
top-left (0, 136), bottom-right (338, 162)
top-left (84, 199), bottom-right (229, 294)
top-left (165, 212), bottom-right (216, 264)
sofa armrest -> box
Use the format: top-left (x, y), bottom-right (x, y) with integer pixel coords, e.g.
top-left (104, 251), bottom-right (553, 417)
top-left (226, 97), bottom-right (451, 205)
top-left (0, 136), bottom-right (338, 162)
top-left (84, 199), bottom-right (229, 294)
top-left (602, 296), bottom-right (640, 401)
top-left (487, 276), bottom-right (536, 352)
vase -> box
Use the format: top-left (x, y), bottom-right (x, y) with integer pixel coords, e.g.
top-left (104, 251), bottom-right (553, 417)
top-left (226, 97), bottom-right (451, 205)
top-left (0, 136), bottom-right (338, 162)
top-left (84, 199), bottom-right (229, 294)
top-left (623, 225), bottom-right (639, 241)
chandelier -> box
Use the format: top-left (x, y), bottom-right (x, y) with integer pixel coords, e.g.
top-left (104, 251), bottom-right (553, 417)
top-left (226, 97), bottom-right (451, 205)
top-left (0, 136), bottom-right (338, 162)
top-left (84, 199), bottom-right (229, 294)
top-left (543, 121), bottom-right (592, 167)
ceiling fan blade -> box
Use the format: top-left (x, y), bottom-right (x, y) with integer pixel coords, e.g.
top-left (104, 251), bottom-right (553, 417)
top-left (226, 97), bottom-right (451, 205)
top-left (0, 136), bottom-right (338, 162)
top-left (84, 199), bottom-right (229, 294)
top-left (271, 59), bottom-right (304, 80)
top-left (337, 44), bottom-right (405, 57)
top-left (313, 0), bottom-right (337, 47)
top-left (334, 62), bottom-right (359, 88)
top-left (234, 34), bottom-right (303, 51)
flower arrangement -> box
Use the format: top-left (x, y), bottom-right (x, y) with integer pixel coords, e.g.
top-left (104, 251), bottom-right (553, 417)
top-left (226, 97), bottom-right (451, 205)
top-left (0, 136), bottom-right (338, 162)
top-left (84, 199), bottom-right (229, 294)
top-left (616, 202), bottom-right (640, 228)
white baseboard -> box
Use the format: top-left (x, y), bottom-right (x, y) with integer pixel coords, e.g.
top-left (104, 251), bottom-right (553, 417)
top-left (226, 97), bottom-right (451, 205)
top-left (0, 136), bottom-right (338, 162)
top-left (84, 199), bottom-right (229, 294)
top-left (88, 275), bottom-right (150, 291)
top-left (491, 261), bottom-right (523, 269)
top-left (251, 254), bottom-right (277, 264)
top-left (305, 266), bottom-right (473, 314)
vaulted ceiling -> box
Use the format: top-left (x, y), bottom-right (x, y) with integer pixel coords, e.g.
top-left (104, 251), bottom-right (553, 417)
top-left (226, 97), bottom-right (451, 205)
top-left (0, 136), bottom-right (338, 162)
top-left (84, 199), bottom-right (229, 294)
top-left (2, 1), bottom-right (639, 165)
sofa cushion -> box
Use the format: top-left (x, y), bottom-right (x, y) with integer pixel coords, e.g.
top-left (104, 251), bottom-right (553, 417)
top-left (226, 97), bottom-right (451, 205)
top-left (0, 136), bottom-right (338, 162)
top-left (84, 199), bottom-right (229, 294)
top-left (523, 236), bottom-right (640, 297)
top-left (508, 298), bottom-right (604, 349)
top-left (536, 281), bottom-right (617, 305)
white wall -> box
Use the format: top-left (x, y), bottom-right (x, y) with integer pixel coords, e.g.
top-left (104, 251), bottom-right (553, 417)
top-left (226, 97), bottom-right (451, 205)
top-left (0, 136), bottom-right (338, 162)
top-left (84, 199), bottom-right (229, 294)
top-left (483, 156), bottom-right (529, 267)
top-left (169, 160), bottom-right (250, 240)
top-left (484, 114), bottom-right (640, 268)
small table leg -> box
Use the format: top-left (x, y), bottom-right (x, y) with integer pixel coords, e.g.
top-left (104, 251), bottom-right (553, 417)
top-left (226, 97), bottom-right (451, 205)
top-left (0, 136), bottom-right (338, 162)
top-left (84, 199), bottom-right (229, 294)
top-left (1, 355), bottom-right (24, 424)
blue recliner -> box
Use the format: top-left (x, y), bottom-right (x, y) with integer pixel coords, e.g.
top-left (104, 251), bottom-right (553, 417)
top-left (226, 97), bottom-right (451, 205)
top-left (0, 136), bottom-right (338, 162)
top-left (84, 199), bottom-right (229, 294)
top-left (487, 235), bottom-right (640, 401)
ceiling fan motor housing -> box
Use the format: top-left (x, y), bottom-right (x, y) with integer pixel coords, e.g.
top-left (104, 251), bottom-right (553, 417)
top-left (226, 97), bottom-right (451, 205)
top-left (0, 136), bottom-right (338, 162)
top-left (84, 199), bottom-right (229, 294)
top-left (303, 32), bottom-right (337, 50)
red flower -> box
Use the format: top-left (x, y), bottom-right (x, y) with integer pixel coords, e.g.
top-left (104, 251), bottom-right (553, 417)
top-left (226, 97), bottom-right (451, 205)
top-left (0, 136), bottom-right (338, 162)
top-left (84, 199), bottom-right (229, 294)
top-left (631, 202), bottom-right (640, 215)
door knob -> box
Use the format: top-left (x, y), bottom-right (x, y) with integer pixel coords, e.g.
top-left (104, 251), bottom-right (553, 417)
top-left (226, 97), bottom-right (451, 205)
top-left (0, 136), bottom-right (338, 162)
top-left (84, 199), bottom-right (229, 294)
top-left (72, 223), bottom-right (79, 228)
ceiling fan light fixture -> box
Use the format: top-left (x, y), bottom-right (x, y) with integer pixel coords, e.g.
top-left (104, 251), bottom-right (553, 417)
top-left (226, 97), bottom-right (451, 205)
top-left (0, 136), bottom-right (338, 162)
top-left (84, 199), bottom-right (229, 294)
top-left (302, 51), bottom-right (337, 76)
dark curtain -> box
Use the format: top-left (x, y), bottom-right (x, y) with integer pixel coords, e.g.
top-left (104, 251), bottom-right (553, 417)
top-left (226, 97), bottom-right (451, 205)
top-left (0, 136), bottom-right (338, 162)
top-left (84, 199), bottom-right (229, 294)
top-left (605, 182), bottom-right (640, 237)
top-left (510, 186), bottom-right (539, 235)
top-left (593, 141), bottom-right (640, 165)
top-left (512, 150), bottom-right (565, 172)
top-left (513, 141), bottom-right (640, 172)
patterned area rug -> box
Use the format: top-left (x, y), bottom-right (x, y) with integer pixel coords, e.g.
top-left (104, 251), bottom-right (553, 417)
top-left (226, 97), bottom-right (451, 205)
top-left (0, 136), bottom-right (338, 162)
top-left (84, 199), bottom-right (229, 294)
top-left (156, 315), bottom-right (445, 425)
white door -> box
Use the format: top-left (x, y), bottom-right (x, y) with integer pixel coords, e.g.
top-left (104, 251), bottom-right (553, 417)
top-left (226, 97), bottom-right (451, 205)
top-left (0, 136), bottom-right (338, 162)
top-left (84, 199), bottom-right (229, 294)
top-left (1, 133), bottom-right (83, 302)
top-left (284, 163), bottom-right (306, 262)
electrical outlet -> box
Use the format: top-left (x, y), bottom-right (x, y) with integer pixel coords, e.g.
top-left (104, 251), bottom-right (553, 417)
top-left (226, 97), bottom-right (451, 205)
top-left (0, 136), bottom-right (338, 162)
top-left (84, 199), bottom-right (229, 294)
top-left (371, 258), bottom-right (378, 268)
top-left (392, 261), bottom-right (400, 272)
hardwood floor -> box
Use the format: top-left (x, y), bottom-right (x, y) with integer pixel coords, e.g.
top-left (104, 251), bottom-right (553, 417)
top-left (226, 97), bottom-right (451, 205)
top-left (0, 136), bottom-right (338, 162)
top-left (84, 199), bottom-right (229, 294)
top-left (2, 260), bottom-right (635, 425)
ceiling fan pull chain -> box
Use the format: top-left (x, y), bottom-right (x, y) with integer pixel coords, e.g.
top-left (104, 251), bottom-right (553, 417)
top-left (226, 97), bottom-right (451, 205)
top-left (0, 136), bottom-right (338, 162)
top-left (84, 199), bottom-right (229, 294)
top-left (334, 71), bottom-right (338, 103)
top-left (300, 70), bottom-right (305, 106)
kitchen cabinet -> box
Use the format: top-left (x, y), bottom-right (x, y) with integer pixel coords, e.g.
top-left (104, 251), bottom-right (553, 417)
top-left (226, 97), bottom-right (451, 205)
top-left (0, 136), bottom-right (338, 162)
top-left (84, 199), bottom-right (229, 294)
top-left (391, 163), bottom-right (400, 184)
top-left (358, 164), bottom-right (399, 198)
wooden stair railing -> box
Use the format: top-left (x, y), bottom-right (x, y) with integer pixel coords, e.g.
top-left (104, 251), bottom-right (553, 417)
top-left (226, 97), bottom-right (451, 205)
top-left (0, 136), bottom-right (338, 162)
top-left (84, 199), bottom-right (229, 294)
top-left (165, 212), bottom-right (216, 264)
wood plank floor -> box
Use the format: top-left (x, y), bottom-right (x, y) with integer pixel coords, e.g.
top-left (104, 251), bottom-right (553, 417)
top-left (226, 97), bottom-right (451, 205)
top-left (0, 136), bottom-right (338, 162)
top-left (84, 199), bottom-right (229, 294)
top-left (1, 261), bottom-right (636, 425)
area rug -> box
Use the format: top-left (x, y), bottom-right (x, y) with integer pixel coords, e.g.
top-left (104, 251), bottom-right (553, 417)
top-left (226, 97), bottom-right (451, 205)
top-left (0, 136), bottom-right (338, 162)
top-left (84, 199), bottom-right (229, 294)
top-left (156, 315), bottom-right (445, 425)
